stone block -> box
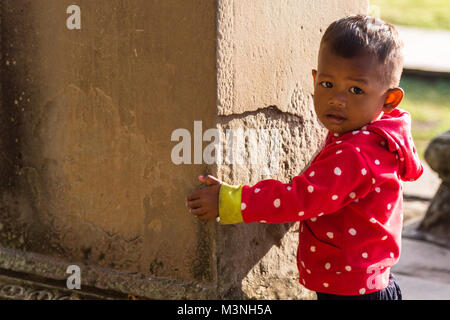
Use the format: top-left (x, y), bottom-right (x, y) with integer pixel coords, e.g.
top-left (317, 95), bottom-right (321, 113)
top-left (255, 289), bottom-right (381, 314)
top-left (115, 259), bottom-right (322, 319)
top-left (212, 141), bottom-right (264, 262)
top-left (0, 0), bottom-right (368, 299)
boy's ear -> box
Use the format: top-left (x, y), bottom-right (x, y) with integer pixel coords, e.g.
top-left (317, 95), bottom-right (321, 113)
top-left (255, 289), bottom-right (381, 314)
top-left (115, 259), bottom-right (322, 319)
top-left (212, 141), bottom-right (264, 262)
top-left (383, 87), bottom-right (404, 113)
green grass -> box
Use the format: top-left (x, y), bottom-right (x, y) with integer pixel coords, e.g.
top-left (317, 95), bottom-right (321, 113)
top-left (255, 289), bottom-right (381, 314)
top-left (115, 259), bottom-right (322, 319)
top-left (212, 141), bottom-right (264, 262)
top-left (399, 75), bottom-right (450, 159)
top-left (367, 1), bottom-right (450, 157)
top-left (370, 0), bottom-right (450, 30)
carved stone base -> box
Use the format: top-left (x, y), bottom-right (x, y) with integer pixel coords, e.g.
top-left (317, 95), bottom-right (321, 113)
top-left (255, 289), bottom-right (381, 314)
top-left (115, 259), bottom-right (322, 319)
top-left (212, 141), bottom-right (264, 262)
top-left (0, 247), bottom-right (216, 300)
top-left (0, 273), bottom-right (106, 300)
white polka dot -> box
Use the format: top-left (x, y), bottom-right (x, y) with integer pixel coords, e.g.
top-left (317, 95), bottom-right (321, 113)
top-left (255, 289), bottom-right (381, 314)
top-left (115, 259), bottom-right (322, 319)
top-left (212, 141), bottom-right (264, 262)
top-left (326, 232), bottom-right (334, 239)
top-left (254, 188), bottom-right (260, 193)
top-left (298, 211), bottom-right (304, 216)
top-left (307, 185), bottom-right (314, 193)
top-left (273, 199), bottom-right (281, 208)
top-left (369, 218), bottom-right (377, 223)
top-left (374, 159), bottom-right (380, 165)
top-left (309, 171), bottom-right (315, 177)
top-left (310, 246), bottom-right (316, 252)
top-left (323, 283), bottom-right (329, 288)
top-left (345, 265), bottom-right (352, 272)
top-left (361, 126), bottom-right (367, 130)
top-left (381, 235), bottom-right (388, 240)
top-left (348, 228), bottom-right (357, 236)
top-left (318, 212), bottom-right (324, 217)
top-left (310, 217), bottom-right (317, 222)
top-left (362, 252), bottom-right (368, 258)
top-left (336, 150), bottom-right (342, 154)
top-left (361, 168), bottom-right (367, 175)
top-left (372, 178), bottom-right (376, 184)
top-left (359, 288), bottom-right (366, 295)
top-left (286, 186), bottom-right (292, 191)
top-left (353, 130), bottom-right (360, 135)
top-left (349, 192), bottom-right (356, 199)
top-left (334, 167), bottom-right (342, 176)
top-left (390, 252), bottom-right (395, 258)
top-left (260, 220), bottom-right (267, 223)
top-left (325, 263), bottom-right (331, 270)
top-left (356, 147), bottom-right (360, 152)
top-left (301, 261), bottom-right (305, 268)
top-left (306, 269), bottom-right (311, 274)
top-left (387, 204), bottom-right (392, 210)
top-left (334, 133), bottom-right (339, 137)
top-left (363, 130), bottom-right (370, 135)
top-left (375, 187), bottom-right (381, 193)
top-left (336, 140), bottom-right (342, 144)
top-left (332, 195), bottom-right (338, 200)
top-left (241, 203), bottom-right (246, 210)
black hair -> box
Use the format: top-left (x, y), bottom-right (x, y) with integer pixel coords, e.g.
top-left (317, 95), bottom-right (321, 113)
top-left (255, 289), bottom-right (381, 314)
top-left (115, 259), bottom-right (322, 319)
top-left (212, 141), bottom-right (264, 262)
top-left (321, 15), bottom-right (404, 86)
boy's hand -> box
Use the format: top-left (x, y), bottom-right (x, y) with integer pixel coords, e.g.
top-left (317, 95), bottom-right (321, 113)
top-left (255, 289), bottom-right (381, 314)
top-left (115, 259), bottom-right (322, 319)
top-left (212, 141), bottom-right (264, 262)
top-left (186, 175), bottom-right (222, 221)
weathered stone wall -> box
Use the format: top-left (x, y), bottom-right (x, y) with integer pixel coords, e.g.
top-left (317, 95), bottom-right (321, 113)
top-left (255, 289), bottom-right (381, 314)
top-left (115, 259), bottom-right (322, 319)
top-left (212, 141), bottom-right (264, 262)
top-left (0, 0), bottom-right (368, 299)
top-left (215, 0), bottom-right (368, 299)
top-left (0, 0), bottom-right (218, 292)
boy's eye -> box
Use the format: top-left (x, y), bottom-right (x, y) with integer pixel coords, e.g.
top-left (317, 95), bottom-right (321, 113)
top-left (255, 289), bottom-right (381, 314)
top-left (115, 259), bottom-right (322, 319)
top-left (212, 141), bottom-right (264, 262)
top-left (349, 86), bottom-right (364, 94)
top-left (320, 81), bottom-right (333, 88)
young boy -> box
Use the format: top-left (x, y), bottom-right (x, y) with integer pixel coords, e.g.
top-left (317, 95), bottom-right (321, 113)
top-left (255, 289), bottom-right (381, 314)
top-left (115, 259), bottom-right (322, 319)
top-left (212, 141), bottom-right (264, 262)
top-left (186, 15), bottom-right (423, 300)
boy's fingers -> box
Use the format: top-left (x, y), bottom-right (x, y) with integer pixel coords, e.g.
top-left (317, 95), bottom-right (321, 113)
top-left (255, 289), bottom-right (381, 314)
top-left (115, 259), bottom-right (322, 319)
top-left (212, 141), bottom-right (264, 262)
top-left (190, 207), bottom-right (207, 216)
top-left (198, 175), bottom-right (221, 186)
top-left (186, 191), bottom-right (201, 201)
top-left (187, 199), bottom-right (202, 209)
top-left (197, 212), bottom-right (214, 220)
top-left (198, 211), bottom-right (218, 221)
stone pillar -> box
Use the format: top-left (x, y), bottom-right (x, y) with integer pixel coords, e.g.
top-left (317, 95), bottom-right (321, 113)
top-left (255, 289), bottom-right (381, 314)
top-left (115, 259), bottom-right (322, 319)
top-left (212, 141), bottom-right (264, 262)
top-left (0, 0), bottom-right (368, 299)
top-left (417, 131), bottom-right (450, 247)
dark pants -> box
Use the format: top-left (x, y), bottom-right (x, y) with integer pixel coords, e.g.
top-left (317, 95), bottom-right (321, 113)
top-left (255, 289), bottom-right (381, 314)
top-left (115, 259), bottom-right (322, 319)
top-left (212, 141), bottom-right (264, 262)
top-left (316, 273), bottom-right (402, 300)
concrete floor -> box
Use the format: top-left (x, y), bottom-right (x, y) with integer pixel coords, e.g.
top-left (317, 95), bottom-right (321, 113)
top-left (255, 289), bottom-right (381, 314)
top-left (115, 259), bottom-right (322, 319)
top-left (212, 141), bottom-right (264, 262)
top-left (398, 26), bottom-right (450, 73)
top-left (398, 163), bottom-right (449, 300)
top-left (393, 234), bottom-right (450, 300)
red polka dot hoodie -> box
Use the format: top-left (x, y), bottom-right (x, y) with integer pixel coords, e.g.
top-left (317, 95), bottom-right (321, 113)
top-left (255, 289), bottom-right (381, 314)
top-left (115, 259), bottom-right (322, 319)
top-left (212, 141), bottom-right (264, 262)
top-left (218, 108), bottom-right (423, 295)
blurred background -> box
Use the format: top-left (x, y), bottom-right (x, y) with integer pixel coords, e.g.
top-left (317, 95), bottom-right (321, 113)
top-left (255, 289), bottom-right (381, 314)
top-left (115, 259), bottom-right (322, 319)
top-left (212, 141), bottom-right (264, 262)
top-left (369, 0), bottom-right (450, 300)
top-left (370, 0), bottom-right (450, 159)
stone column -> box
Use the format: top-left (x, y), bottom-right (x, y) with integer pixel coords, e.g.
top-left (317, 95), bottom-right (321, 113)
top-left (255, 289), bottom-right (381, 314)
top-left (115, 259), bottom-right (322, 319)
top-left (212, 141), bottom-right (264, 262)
top-left (0, 0), bottom-right (368, 299)
top-left (417, 131), bottom-right (450, 247)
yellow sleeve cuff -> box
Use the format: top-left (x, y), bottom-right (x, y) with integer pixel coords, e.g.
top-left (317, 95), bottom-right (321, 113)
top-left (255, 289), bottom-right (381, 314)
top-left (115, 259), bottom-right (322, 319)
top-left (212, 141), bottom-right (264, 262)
top-left (218, 182), bottom-right (244, 224)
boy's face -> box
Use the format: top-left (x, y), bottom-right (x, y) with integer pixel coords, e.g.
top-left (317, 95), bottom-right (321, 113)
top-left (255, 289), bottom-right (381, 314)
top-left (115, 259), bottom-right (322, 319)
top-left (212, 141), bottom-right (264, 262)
top-left (312, 44), bottom-right (399, 134)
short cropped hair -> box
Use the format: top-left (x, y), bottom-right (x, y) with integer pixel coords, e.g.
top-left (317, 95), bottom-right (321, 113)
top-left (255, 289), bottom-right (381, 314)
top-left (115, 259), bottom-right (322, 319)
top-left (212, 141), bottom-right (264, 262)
top-left (320, 15), bottom-right (404, 87)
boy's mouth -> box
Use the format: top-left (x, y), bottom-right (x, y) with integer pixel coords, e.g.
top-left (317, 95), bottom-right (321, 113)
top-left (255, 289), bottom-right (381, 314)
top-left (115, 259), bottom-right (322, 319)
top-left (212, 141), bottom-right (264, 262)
top-left (325, 113), bottom-right (347, 124)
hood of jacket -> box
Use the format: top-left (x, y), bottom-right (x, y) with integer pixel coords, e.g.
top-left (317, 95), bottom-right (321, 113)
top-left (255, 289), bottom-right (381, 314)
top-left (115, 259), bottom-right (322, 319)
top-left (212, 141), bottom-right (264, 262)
top-left (366, 108), bottom-right (423, 181)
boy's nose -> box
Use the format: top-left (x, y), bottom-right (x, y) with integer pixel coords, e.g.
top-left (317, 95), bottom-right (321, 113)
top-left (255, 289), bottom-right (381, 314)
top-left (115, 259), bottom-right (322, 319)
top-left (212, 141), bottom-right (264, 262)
top-left (328, 94), bottom-right (346, 108)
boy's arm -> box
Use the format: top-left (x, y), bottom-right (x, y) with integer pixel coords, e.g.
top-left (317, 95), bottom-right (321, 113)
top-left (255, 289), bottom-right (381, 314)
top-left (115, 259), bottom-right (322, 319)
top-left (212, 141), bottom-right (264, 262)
top-left (218, 183), bottom-right (244, 224)
top-left (219, 142), bottom-right (375, 224)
